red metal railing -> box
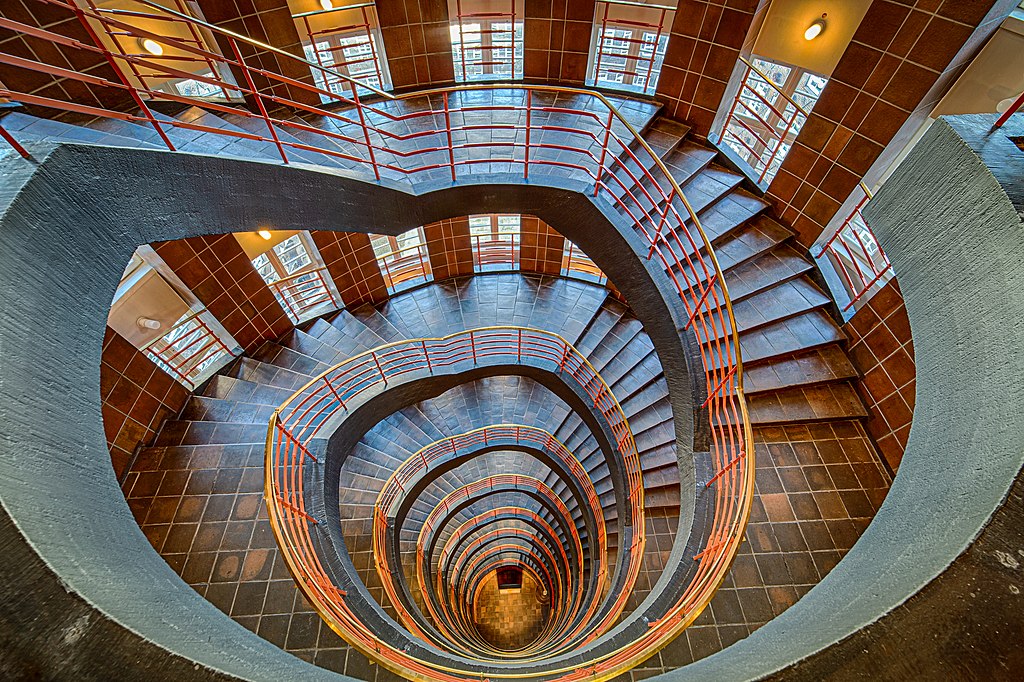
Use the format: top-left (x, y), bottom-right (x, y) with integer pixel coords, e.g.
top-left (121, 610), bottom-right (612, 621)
top-left (562, 241), bottom-right (607, 283)
top-left (816, 183), bottom-right (893, 311)
top-left (417, 477), bottom-right (576, 656)
top-left (372, 424), bottom-right (608, 657)
top-left (269, 328), bottom-right (644, 665)
top-left (471, 233), bottom-right (519, 271)
top-left (269, 266), bottom-right (339, 322)
top-left (453, 0), bottom-right (519, 83)
top-left (719, 56), bottom-right (811, 185)
top-left (374, 241), bottom-right (432, 292)
top-left (432, 505), bottom-right (577, 654)
top-left (144, 309), bottom-right (233, 389)
top-left (294, 1), bottom-right (386, 96)
top-left (592, 0), bottom-right (672, 94)
top-left (994, 89), bottom-right (1024, 129)
top-left (2, 2), bottom-right (754, 676)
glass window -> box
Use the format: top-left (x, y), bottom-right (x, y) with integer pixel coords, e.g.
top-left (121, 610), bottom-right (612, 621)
top-left (588, 1), bottom-right (673, 94)
top-left (294, 1), bottom-right (392, 100)
top-left (370, 228), bottom-right (432, 292)
top-left (450, 0), bottom-right (524, 82)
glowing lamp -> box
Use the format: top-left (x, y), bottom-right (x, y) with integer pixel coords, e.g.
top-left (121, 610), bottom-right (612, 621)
top-left (804, 15), bottom-right (827, 41)
top-left (320, 0), bottom-right (333, 9)
top-left (258, 229), bottom-right (273, 240)
top-left (139, 38), bottom-right (164, 56)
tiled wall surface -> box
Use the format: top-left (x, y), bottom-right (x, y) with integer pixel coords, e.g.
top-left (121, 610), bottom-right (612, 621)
top-left (196, 0), bottom-right (318, 106)
top-left (153, 234), bottom-right (291, 353)
top-left (519, 215), bottom-right (565, 275)
top-left (101, 327), bottom-right (189, 480)
top-left (843, 280), bottom-right (915, 473)
top-left (523, 0), bottom-right (596, 84)
top-left (0, 1), bottom-right (135, 110)
top-left (423, 217), bottom-right (474, 280)
top-left (376, 0), bottom-right (456, 90)
top-left (311, 231), bottom-right (390, 308)
top-left (655, 0), bottom-right (760, 137)
top-left (767, 0), bottom-right (1014, 246)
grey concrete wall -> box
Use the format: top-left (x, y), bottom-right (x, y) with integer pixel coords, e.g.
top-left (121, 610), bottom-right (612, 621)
top-left (0, 142), bottom-right (697, 679)
top-left (654, 116), bottom-right (1024, 680)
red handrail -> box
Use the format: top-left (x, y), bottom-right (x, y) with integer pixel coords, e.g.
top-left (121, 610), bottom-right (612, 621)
top-left (268, 266), bottom-right (339, 322)
top-left (816, 184), bottom-right (893, 311)
top-left (1, 2), bottom-right (754, 676)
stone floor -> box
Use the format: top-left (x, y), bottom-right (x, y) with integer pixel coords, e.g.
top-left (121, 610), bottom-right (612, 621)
top-left (473, 571), bottom-right (551, 651)
top-left (121, 417), bottom-right (890, 682)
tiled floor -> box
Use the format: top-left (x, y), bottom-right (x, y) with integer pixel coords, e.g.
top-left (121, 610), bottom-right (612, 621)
top-left (619, 420), bottom-right (892, 681)
top-left (121, 418), bottom-right (890, 682)
top-left (473, 572), bottom-right (551, 651)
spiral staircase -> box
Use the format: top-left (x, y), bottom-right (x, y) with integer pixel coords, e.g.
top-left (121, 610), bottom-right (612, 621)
top-left (0, 2), bottom-right (927, 681)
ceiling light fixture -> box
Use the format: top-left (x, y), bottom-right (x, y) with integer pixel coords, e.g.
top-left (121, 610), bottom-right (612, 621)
top-left (804, 14), bottom-right (827, 41)
top-left (139, 38), bottom-right (164, 56)
top-left (258, 229), bottom-right (273, 240)
top-left (320, 0), bottom-right (333, 10)
top-left (137, 317), bottom-right (162, 330)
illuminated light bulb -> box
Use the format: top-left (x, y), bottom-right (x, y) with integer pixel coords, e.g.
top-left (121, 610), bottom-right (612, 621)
top-left (139, 38), bottom-right (164, 56)
top-left (137, 317), bottom-right (162, 330)
top-left (320, 0), bottom-right (333, 9)
top-left (258, 229), bottom-right (273, 240)
top-left (804, 15), bottom-right (827, 41)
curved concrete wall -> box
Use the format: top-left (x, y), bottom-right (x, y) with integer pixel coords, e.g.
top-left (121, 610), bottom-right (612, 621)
top-left (658, 116), bottom-right (1024, 679)
top-left (0, 142), bottom-right (697, 679)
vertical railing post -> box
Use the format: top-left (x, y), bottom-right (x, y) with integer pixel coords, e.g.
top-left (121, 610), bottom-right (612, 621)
top-left (69, 0), bottom-right (176, 152)
top-left (275, 281), bottom-right (299, 322)
top-left (422, 339), bottom-right (432, 373)
top-left (227, 37), bottom-right (288, 164)
top-left (444, 91), bottom-right (456, 181)
top-left (523, 89), bottom-right (532, 179)
top-left (348, 79), bottom-right (380, 180)
top-left (372, 351), bottom-right (386, 385)
top-left (469, 330), bottom-right (477, 364)
top-left (593, 107), bottom-right (615, 197)
top-left (0, 124), bottom-right (30, 159)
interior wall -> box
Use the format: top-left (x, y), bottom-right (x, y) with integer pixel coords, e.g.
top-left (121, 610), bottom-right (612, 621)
top-left (751, 0), bottom-right (871, 77)
top-left (933, 14), bottom-right (1024, 116)
top-left (152, 234), bottom-right (291, 352)
top-left (843, 279), bottom-right (915, 473)
top-left (101, 326), bottom-right (190, 479)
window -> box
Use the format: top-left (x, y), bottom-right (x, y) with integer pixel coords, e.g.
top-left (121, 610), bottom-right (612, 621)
top-left (561, 240), bottom-right (606, 284)
top-left (588, 0), bottom-right (673, 94)
top-left (371, 227), bottom-right (432, 292)
top-left (716, 56), bottom-right (827, 185)
top-left (450, 0), bottom-right (524, 82)
top-left (85, 0), bottom-right (242, 101)
top-left (251, 233), bottom-right (339, 322)
top-left (294, 1), bottom-right (392, 100)
top-left (110, 246), bottom-right (238, 388)
top-left (469, 214), bottom-right (520, 271)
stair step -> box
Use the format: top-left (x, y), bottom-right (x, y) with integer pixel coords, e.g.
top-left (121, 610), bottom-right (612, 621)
top-left (739, 310), bottom-right (845, 367)
top-left (154, 420), bottom-right (267, 446)
top-left (179, 395), bottom-right (275, 424)
top-left (726, 277), bottom-right (832, 337)
top-left (727, 244), bottom-right (815, 301)
top-left (0, 111), bottom-right (161, 149)
top-left (726, 382), bottom-right (867, 425)
top-left (743, 345), bottom-right (858, 395)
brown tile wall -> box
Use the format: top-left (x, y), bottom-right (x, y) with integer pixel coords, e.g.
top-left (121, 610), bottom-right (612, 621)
top-left (423, 217), bottom-right (475, 280)
top-left (153, 235), bottom-right (291, 353)
top-left (0, 1), bottom-right (136, 112)
top-left (843, 279), bottom-right (915, 473)
top-left (655, 0), bottom-right (760, 138)
top-left (376, 0), bottom-right (456, 91)
top-left (766, 0), bottom-right (1014, 247)
top-left (523, 0), bottom-right (595, 85)
top-left (519, 215), bottom-right (565, 275)
top-left (101, 327), bottom-right (190, 480)
top-left (311, 231), bottom-right (389, 307)
top-left (196, 0), bottom-right (320, 106)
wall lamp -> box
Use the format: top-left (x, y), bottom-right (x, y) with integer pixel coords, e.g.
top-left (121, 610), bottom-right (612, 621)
top-left (258, 229), bottom-right (273, 240)
top-left (804, 14), bottom-right (827, 41)
top-left (138, 38), bottom-right (164, 56)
